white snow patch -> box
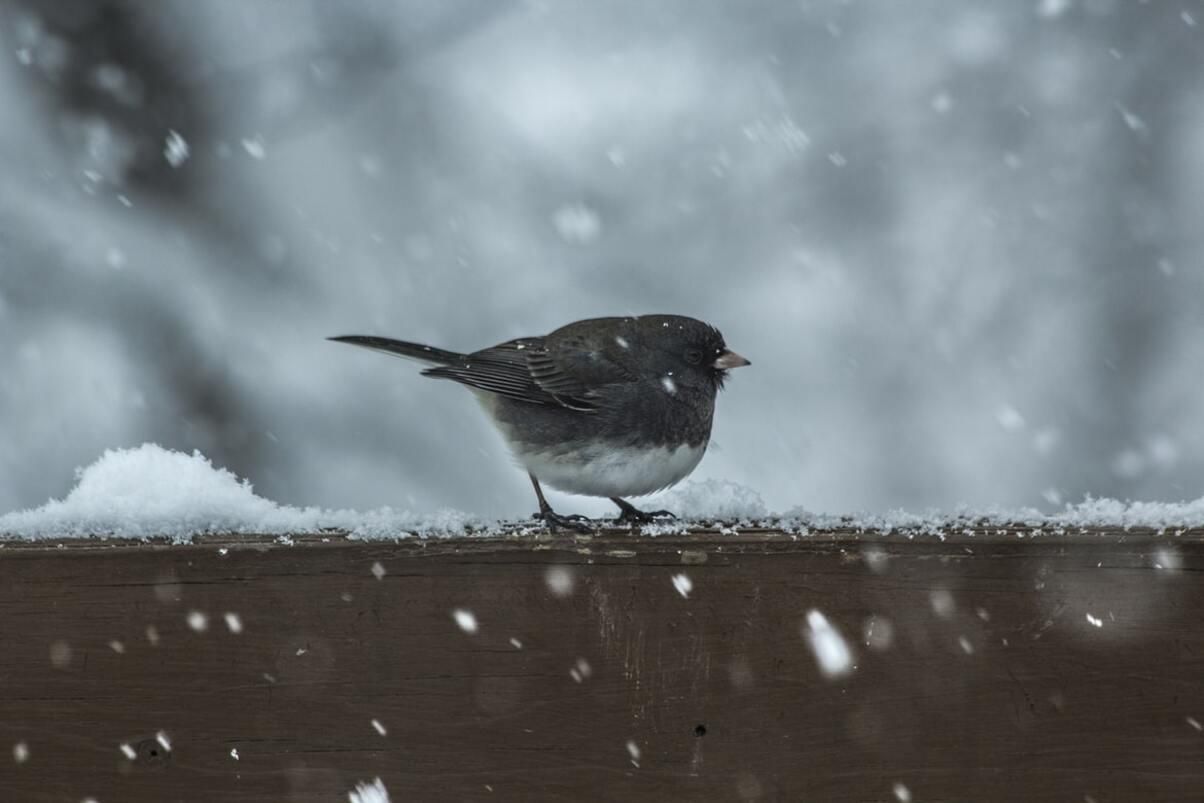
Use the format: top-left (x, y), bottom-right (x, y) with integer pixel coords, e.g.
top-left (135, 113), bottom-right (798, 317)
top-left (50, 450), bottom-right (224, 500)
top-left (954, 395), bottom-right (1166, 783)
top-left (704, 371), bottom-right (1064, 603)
top-left (671, 573), bottom-right (693, 598)
top-left (4, 446), bottom-right (1204, 541)
top-left (452, 608), bottom-right (478, 634)
top-left (0, 444), bottom-right (484, 541)
top-left (348, 777), bottom-right (390, 803)
top-left (803, 609), bottom-right (854, 678)
top-left (652, 479), bottom-right (767, 521)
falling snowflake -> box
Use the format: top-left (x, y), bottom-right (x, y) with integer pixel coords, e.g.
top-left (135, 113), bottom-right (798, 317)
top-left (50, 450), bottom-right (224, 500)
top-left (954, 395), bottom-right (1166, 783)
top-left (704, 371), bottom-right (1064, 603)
top-left (552, 204), bottom-right (601, 244)
top-left (164, 130), bottom-right (190, 167)
top-left (803, 610), bottom-right (854, 678)
top-left (348, 777), bottom-right (391, 803)
top-left (452, 609), bottom-right (478, 634)
top-left (241, 137), bottom-right (266, 159)
top-left (544, 566), bottom-right (575, 597)
top-left (569, 657), bottom-right (593, 683)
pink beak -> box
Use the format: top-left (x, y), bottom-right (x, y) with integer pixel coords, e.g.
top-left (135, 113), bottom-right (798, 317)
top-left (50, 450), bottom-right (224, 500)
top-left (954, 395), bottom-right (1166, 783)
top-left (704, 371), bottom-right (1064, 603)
top-left (713, 350), bottom-right (751, 370)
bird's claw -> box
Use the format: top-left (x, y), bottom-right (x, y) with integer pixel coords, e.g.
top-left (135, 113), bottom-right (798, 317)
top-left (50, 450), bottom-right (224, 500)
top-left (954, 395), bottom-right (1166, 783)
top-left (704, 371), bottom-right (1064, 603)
top-left (535, 510), bottom-right (596, 533)
top-left (615, 508), bottom-right (677, 525)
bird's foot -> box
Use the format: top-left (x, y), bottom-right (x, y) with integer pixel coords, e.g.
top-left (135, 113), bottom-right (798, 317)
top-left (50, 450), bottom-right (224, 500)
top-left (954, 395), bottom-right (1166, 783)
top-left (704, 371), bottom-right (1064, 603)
top-left (611, 498), bottom-right (677, 525)
top-left (534, 509), bottom-right (596, 533)
top-left (616, 508), bottom-right (677, 525)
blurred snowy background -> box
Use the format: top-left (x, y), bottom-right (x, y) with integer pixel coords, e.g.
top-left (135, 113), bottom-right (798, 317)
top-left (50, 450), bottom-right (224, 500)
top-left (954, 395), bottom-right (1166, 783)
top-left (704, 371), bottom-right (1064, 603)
top-left (1, 0), bottom-right (1202, 520)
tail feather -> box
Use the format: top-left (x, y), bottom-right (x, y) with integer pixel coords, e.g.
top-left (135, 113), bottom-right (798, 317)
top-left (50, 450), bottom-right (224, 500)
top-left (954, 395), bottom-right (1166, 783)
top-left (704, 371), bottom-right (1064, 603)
top-left (327, 335), bottom-right (464, 366)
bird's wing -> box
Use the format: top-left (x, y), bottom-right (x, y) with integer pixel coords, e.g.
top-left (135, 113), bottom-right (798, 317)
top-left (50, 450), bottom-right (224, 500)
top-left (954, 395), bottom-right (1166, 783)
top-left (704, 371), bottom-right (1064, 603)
top-left (421, 334), bottom-right (636, 412)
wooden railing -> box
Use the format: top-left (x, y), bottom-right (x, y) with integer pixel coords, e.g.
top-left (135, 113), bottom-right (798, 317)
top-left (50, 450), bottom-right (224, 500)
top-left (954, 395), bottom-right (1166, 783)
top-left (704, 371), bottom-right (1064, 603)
top-left (2, 526), bottom-right (1202, 802)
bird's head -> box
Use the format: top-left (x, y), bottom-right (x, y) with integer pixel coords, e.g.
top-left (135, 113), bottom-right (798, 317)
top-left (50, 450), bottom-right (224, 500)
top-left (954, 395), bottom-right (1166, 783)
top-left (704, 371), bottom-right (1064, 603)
top-left (636, 315), bottom-right (750, 393)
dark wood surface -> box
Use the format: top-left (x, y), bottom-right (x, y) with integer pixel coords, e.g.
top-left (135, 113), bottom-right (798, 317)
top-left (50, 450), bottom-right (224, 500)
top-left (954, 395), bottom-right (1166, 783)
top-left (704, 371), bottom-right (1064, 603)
top-left (2, 528), bottom-right (1203, 802)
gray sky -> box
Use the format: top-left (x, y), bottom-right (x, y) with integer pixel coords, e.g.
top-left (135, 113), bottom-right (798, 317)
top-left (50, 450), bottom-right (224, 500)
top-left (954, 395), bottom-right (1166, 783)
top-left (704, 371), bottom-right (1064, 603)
top-left (1, 0), bottom-right (1202, 520)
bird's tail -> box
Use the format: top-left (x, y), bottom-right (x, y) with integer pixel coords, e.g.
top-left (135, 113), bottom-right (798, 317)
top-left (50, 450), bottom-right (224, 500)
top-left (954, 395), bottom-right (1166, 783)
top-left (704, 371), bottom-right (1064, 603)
top-left (327, 335), bottom-right (465, 366)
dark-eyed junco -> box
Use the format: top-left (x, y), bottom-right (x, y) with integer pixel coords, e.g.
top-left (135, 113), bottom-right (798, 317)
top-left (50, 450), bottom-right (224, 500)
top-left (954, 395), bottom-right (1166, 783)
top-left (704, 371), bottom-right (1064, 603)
top-left (330, 315), bottom-right (749, 530)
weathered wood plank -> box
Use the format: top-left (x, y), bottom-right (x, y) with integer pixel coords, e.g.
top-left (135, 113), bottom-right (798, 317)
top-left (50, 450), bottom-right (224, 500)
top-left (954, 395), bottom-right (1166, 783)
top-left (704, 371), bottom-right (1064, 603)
top-left (2, 529), bottom-right (1203, 802)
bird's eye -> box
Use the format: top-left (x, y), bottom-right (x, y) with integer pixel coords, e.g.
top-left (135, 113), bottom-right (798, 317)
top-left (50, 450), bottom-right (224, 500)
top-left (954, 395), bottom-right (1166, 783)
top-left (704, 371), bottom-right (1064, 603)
top-left (685, 348), bottom-right (703, 365)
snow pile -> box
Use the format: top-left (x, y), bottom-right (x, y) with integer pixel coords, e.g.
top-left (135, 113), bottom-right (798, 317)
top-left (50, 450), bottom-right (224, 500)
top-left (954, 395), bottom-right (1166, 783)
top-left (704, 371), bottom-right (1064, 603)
top-left (1, 444), bottom-right (1203, 541)
top-left (653, 478), bottom-right (768, 521)
top-left (1044, 497), bottom-right (1204, 531)
top-left (0, 444), bottom-right (483, 541)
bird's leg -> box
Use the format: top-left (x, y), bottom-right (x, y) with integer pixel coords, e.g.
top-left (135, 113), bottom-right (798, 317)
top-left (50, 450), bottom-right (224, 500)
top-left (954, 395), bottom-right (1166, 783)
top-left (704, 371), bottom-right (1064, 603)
top-left (529, 473), bottom-right (594, 532)
top-left (610, 497), bottom-right (677, 524)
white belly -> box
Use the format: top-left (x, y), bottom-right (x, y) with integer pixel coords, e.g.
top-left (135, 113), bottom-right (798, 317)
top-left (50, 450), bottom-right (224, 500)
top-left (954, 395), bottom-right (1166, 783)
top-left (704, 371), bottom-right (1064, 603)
top-left (471, 391), bottom-right (707, 497)
top-left (516, 441), bottom-right (706, 498)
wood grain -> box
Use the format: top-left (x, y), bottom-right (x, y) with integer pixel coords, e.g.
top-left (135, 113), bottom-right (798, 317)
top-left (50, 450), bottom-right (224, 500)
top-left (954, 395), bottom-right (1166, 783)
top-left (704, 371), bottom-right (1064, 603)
top-left (1, 528), bottom-right (1203, 802)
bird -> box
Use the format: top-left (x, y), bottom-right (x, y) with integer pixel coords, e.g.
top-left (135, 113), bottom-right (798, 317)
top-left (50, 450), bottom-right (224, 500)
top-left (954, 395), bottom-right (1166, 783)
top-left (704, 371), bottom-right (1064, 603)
top-left (329, 314), bottom-right (749, 530)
